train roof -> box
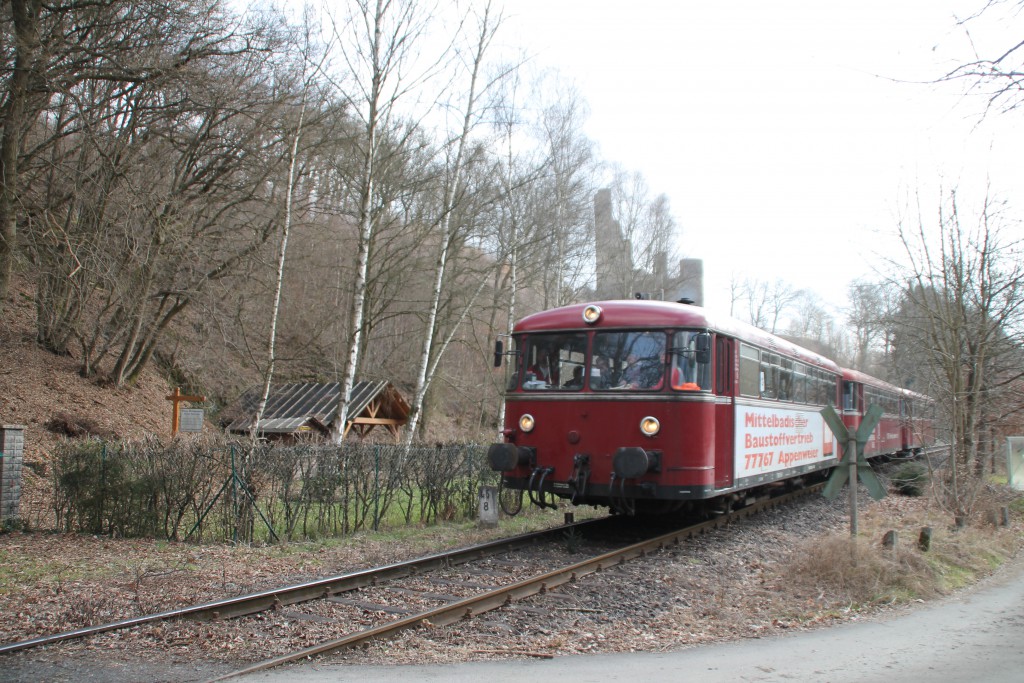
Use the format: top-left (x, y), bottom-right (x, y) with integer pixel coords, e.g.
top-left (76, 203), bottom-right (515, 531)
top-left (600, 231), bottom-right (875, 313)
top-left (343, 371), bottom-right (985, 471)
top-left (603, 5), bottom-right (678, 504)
top-left (841, 367), bottom-right (934, 402)
top-left (841, 367), bottom-right (905, 393)
top-left (514, 299), bottom-right (841, 372)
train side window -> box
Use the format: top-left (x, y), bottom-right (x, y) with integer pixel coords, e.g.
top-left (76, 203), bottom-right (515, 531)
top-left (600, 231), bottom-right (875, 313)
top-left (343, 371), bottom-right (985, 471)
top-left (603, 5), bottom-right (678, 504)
top-left (760, 352), bottom-right (778, 399)
top-left (811, 370), bottom-right (825, 405)
top-left (792, 365), bottom-right (807, 403)
top-left (739, 343), bottom-right (760, 397)
top-left (779, 359), bottom-right (793, 401)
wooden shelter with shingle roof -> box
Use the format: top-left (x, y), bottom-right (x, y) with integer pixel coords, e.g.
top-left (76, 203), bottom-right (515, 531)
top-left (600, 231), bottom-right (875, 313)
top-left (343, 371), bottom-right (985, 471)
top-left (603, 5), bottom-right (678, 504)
top-left (226, 381), bottom-right (410, 442)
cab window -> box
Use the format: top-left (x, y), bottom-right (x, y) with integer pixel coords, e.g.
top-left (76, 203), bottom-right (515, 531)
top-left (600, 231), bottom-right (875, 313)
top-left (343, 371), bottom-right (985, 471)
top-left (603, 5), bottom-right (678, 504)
top-left (508, 333), bottom-right (588, 391)
top-left (591, 331), bottom-right (666, 390)
top-left (670, 331), bottom-right (711, 391)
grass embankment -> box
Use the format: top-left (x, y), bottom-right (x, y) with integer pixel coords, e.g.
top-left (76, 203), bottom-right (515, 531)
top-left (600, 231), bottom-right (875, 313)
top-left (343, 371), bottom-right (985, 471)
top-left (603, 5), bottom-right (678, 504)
top-left (783, 484), bottom-right (1024, 612)
top-left (0, 504), bottom-right (589, 598)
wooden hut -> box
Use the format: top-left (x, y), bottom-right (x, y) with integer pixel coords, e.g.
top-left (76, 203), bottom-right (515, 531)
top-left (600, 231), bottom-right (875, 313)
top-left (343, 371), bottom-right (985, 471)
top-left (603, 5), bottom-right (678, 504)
top-left (226, 381), bottom-right (410, 442)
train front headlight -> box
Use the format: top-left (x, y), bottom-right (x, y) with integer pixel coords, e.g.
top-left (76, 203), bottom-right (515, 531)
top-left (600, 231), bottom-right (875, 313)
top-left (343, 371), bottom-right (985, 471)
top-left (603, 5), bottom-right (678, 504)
top-left (519, 413), bottom-right (535, 433)
top-left (640, 416), bottom-right (660, 437)
top-left (582, 304), bottom-right (602, 325)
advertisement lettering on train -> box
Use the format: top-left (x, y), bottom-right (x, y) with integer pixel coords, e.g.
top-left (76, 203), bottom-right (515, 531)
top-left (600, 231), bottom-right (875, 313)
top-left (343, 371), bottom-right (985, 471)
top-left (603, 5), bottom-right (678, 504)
top-left (734, 407), bottom-right (838, 478)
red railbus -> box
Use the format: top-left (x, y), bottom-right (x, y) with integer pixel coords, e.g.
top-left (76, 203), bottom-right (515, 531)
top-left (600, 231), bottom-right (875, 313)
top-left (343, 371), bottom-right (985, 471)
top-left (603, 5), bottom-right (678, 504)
top-left (841, 368), bottom-right (935, 458)
top-left (488, 299), bottom-right (846, 515)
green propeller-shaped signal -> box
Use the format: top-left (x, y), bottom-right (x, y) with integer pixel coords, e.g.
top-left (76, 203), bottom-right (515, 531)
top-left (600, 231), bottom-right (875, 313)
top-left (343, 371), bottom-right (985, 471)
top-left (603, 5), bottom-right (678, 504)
top-left (820, 403), bottom-right (886, 501)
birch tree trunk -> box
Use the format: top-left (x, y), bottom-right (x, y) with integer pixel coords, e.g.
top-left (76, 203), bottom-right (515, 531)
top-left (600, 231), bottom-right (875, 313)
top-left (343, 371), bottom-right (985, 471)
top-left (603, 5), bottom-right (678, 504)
top-left (403, 1), bottom-right (501, 445)
top-left (330, 101), bottom-right (377, 446)
top-left (251, 101), bottom-right (306, 441)
top-left (328, 0), bottom-right (433, 444)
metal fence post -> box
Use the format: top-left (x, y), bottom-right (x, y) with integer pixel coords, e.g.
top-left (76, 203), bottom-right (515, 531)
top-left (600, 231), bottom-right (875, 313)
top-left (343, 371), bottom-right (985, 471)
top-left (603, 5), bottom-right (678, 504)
top-left (231, 444), bottom-right (239, 543)
top-left (373, 445), bottom-right (380, 531)
top-left (100, 442), bottom-right (107, 534)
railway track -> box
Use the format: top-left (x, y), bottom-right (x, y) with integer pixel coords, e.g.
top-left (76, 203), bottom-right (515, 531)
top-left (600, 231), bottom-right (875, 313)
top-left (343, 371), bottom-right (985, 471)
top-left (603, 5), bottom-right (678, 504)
top-left (1, 483), bottom-right (822, 680)
top-left (0, 515), bottom-right (614, 657)
top-left (210, 483), bottom-right (822, 680)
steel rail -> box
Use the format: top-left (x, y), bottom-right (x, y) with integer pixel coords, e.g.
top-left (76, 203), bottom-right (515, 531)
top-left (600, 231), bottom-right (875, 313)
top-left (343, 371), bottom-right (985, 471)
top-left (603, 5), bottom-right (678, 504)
top-left (0, 517), bottom-right (612, 656)
top-left (210, 484), bottom-right (823, 681)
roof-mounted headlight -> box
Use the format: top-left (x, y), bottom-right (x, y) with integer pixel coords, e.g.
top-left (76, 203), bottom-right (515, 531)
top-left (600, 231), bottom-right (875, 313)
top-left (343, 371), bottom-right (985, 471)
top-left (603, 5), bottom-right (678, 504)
top-left (582, 304), bottom-right (602, 325)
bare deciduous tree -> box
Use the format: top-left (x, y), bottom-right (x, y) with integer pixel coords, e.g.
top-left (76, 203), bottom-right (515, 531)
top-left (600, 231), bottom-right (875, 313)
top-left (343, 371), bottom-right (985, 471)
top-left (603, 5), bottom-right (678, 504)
top-left (845, 279), bottom-right (891, 373)
top-left (405, 0), bottom-right (505, 444)
top-left (324, 0), bottom-right (444, 444)
top-left (535, 82), bottom-right (596, 308)
top-left (0, 0), bottom-right (45, 311)
top-left (481, 62), bottom-right (554, 430)
top-left (251, 15), bottom-right (327, 439)
top-left (592, 167), bottom-right (682, 301)
top-left (941, 0), bottom-right (1024, 117)
top-left (741, 277), bottom-right (800, 334)
top-left (10, 1), bottom-right (293, 386)
top-left (890, 186), bottom-right (1024, 525)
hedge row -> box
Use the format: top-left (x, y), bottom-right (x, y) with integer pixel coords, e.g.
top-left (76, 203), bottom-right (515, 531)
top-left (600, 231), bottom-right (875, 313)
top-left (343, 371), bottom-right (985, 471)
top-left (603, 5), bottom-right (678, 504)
top-left (51, 436), bottom-right (499, 543)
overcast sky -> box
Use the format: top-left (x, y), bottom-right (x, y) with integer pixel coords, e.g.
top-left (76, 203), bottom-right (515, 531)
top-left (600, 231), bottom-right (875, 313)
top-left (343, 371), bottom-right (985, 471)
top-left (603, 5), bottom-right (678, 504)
top-left (497, 0), bottom-right (1024, 315)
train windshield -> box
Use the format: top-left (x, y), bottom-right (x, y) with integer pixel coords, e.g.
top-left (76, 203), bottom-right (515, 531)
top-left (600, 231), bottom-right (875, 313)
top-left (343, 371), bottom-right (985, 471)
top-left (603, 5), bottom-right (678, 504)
top-left (512, 333), bottom-right (588, 391)
top-left (508, 329), bottom-right (711, 392)
top-left (591, 331), bottom-right (666, 390)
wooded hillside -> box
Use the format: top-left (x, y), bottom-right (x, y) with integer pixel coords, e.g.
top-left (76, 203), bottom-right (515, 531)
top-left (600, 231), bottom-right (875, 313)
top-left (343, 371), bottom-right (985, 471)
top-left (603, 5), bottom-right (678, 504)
top-left (0, 1), bottom-right (687, 445)
top-left (3, 2), bottom-right (1023, 535)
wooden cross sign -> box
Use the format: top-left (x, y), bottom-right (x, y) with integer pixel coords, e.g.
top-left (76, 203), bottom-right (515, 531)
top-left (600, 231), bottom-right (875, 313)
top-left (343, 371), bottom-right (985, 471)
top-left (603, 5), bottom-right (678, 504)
top-left (166, 387), bottom-right (206, 436)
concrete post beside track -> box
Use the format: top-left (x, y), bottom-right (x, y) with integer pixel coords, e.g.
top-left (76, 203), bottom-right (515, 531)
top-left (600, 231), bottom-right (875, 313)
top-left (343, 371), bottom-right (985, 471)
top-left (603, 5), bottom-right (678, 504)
top-left (0, 424), bottom-right (25, 524)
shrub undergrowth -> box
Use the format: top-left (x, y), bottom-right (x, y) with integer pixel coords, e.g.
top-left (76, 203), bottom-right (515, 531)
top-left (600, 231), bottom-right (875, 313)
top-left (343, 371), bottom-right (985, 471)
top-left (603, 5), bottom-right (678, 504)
top-left (891, 461), bottom-right (929, 497)
top-left (50, 436), bottom-right (500, 543)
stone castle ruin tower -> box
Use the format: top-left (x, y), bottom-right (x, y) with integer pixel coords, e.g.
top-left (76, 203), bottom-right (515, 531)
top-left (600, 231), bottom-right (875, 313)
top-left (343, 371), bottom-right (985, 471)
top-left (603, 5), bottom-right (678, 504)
top-left (593, 189), bottom-right (704, 305)
top-left (593, 188), bottom-right (633, 299)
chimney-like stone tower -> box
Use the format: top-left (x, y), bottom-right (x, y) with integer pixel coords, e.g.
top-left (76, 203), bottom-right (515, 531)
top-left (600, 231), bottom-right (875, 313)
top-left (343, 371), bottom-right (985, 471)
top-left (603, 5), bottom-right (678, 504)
top-left (594, 189), bottom-right (632, 299)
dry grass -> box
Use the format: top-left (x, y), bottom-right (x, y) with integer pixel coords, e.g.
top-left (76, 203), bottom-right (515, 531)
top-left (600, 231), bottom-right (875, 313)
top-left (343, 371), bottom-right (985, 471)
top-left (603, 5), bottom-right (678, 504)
top-left (788, 533), bottom-right (941, 605)
top-left (783, 488), bottom-right (1023, 609)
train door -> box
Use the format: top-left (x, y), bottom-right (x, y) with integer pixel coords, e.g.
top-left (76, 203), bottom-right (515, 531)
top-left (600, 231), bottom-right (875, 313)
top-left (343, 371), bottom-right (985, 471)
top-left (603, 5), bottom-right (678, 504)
top-left (714, 335), bottom-right (735, 489)
top-left (842, 379), bottom-right (862, 436)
